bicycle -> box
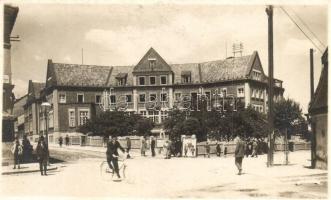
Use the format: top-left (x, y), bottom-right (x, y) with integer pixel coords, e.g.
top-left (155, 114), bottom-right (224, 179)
top-left (100, 153), bottom-right (127, 181)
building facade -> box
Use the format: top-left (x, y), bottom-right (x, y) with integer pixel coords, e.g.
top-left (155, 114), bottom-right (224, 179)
top-left (37, 48), bottom-right (284, 143)
top-left (309, 48), bottom-right (328, 170)
top-left (23, 80), bottom-right (45, 142)
top-left (13, 94), bottom-right (27, 139)
top-left (2, 5), bottom-right (19, 142)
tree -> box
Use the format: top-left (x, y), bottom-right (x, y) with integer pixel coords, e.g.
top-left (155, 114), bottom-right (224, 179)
top-left (78, 111), bottom-right (154, 137)
top-left (274, 98), bottom-right (305, 137)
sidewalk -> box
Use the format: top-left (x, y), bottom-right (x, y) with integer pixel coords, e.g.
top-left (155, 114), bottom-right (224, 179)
top-left (2, 162), bottom-right (58, 175)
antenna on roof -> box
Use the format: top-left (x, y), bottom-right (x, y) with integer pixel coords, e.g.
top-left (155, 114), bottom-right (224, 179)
top-left (81, 48), bottom-right (84, 64)
top-left (232, 42), bottom-right (243, 57)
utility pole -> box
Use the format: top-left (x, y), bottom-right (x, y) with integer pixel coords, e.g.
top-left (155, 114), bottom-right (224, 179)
top-left (266, 5), bottom-right (274, 167)
top-left (310, 48), bottom-right (316, 168)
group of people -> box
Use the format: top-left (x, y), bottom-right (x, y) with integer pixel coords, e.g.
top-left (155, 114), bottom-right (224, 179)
top-left (11, 135), bottom-right (49, 176)
top-left (58, 135), bottom-right (70, 147)
top-left (11, 135), bottom-right (33, 169)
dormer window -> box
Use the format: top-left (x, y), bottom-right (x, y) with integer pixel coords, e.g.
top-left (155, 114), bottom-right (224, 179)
top-left (148, 58), bottom-right (156, 69)
top-left (181, 71), bottom-right (192, 83)
top-left (116, 73), bottom-right (128, 86)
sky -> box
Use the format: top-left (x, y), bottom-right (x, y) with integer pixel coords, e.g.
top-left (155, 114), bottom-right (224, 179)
top-left (8, 2), bottom-right (328, 113)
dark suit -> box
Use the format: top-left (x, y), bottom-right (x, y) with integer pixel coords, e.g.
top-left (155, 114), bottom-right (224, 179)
top-left (151, 139), bottom-right (156, 157)
top-left (106, 140), bottom-right (125, 178)
top-left (36, 141), bottom-right (48, 175)
top-left (235, 138), bottom-right (245, 173)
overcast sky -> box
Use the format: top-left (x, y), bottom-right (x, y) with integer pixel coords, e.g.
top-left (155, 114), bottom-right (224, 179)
top-left (9, 3), bottom-right (328, 113)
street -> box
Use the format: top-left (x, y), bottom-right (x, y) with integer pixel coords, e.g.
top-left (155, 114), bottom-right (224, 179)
top-left (1, 148), bottom-right (327, 198)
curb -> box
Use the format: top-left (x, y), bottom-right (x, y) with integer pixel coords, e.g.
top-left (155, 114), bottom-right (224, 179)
top-left (2, 166), bottom-right (58, 175)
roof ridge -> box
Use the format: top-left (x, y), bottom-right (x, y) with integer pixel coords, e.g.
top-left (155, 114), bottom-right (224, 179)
top-left (53, 62), bottom-right (112, 68)
top-left (170, 54), bottom-right (253, 66)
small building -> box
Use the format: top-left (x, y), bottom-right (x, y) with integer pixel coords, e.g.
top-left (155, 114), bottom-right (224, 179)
top-left (309, 48), bottom-right (328, 170)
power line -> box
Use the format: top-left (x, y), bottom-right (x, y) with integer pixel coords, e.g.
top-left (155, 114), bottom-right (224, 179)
top-left (287, 6), bottom-right (326, 49)
top-left (279, 6), bottom-right (324, 54)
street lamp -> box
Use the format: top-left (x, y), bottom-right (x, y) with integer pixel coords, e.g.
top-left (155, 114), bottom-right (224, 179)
top-left (41, 102), bottom-right (51, 147)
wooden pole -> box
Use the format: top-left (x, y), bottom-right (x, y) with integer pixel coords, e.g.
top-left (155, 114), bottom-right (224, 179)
top-left (266, 5), bottom-right (274, 167)
top-left (310, 48), bottom-right (316, 168)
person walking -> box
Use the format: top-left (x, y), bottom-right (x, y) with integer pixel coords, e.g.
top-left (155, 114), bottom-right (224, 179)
top-left (36, 136), bottom-right (48, 176)
top-left (11, 138), bottom-right (23, 169)
top-left (126, 137), bottom-right (131, 159)
top-left (216, 141), bottom-right (221, 157)
top-left (141, 136), bottom-right (146, 156)
top-left (163, 140), bottom-right (169, 159)
top-left (251, 139), bottom-right (258, 158)
top-left (106, 136), bottom-right (125, 179)
top-left (58, 136), bottom-right (63, 147)
top-left (234, 134), bottom-right (246, 175)
top-left (205, 141), bottom-right (210, 158)
top-left (151, 136), bottom-right (156, 157)
top-left (184, 143), bottom-right (188, 157)
top-left (22, 135), bottom-right (33, 163)
top-left (65, 135), bottom-right (70, 146)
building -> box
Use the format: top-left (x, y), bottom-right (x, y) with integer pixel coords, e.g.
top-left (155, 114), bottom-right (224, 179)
top-left (2, 5), bottom-right (19, 142)
top-left (23, 80), bottom-right (45, 142)
top-left (309, 48), bottom-right (328, 170)
top-left (38, 48), bottom-right (284, 143)
top-left (13, 94), bottom-right (27, 139)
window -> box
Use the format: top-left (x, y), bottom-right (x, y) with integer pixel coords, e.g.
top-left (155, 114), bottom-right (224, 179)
top-left (252, 70), bottom-right (262, 81)
top-left (59, 93), bottom-right (66, 103)
top-left (149, 59), bottom-right (156, 69)
top-left (140, 111), bottom-right (147, 118)
top-left (78, 109), bottom-right (89, 126)
top-left (110, 95), bottom-right (116, 104)
top-left (126, 95), bottom-right (132, 103)
top-left (148, 110), bottom-right (159, 123)
top-left (237, 87), bottom-right (244, 97)
top-left (95, 95), bottom-right (101, 104)
top-left (139, 94), bottom-right (146, 103)
top-left (77, 94), bottom-right (84, 103)
top-left (48, 110), bottom-right (54, 128)
top-left (149, 76), bottom-right (156, 85)
top-left (149, 93), bottom-right (157, 102)
top-left (139, 77), bottom-right (145, 86)
top-left (117, 78), bottom-right (126, 86)
top-left (68, 109), bottom-right (75, 127)
top-left (161, 111), bottom-right (168, 122)
top-left (175, 93), bottom-right (181, 102)
top-left (161, 93), bottom-right (168, 102)
top-left (160, 75), bottom-right (167, 85)
top-left (205, 91), bottom-right (211, 110)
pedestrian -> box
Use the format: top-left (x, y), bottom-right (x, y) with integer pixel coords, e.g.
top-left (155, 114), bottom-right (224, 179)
top-left (22, 135), bottom-right (33, 163)
top-left (216, 141), bottom-right (221, 157)
top-left (163, 140), bottom-right (169, 159)
top-left (58, 136), bottom-right (63, 147)
top-left (245, 138), bottom-right (251, 158)
top-left (205, 141), bottom-right (210, 158)
top-left (65, 135), bottom-right (70, 146)
top-left (106, 136), bottom-right (125, 179)
top-left (151, 136), bottom-right (156, 157)
top-left (141, 136), bottom-right (146, 156)
top-left (223, 142), bottom-right (227, 157)
top-left (184, 143), bottom-right (188, 157)
top-left (11, 138), bottom-right (23, 169)
top-left (36, 136), bottom-right (48, 176)
top-left (126, 137), bottom-right (131, 159)
top-left (251, 139), bottom-right (258, 157)
top-left (234, 134), bottom-right (245, 175)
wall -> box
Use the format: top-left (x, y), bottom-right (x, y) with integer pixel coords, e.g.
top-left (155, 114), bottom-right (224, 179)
top-left (312, 113), bottom-right (327, 170)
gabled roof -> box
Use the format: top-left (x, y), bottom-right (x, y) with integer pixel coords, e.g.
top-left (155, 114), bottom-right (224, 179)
top-left (171, 52), bottom-right (257, 84)
top-left (47, 60), bottom-right (134, 87)
top-left (133, 47), bottom-right (173, 73)
top-left (28, 80), bottom-right (45, 99)
top-left (13, 94), bottom-right (27, 117)
top-left (309, 48), bottom-right (328, 114)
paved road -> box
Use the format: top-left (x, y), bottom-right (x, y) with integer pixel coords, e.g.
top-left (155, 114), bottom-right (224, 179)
top-left (1, 150), bottom-right (327, 199)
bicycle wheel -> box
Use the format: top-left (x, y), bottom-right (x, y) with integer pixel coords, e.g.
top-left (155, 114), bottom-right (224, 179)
top-left (100, 161), bottom-right (112, 178)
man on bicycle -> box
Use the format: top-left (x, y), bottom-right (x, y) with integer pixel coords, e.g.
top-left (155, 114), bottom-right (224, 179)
top-left (106, 136), bottom-right (125, 179)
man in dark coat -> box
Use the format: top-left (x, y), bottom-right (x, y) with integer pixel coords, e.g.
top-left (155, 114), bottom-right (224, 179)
top-left (234, 134), bottom-right (245, 175)
top-left (126, 137), bottom-right (131, 159)
top-left (106, 136), bottom-right (125, 178)
top-left (151, 136), bottom-right (156, 157)
top-left (36, 136), bottom-right (48, 176)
